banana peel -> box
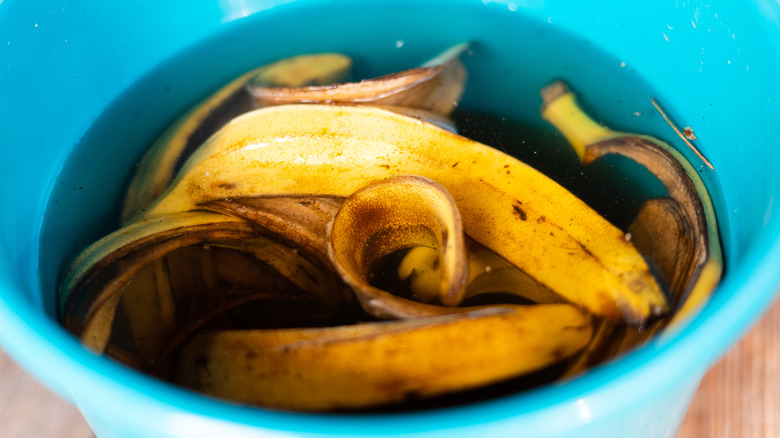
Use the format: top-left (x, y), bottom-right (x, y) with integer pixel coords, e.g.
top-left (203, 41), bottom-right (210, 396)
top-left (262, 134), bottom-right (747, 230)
top-left (399, 239), bottom-right (567, 307)
top-left (328, 175), bottom-right (468, 317)
top-left (58, 49), bottom-right (714, 411)
top-left (121, 53), bottom-right (353, 222)
top-left (540, 80), bottom-right (722, 323)
top-left (564, 198), bottom-right (702, 376)
top-left (174, 304), bottom-right (592, 411)
top-left (139, 104), bottom-right (666, 325)
top-left (60, 211), bottom-right (352, 356)
top-left (541, 81), bottom-right (723, 376)
top-left (122, 45), bottom-right (468, 222)
top-left (248, 52), bottom-right (466, 116)
top-left (327, 175), bottom-right (567, 319)
top-left (60, 212), bottom-right (248, 328)
top-left (203, 196), bottom-right (342, 265)
top-left (204, 192), bottom-right (564, 319)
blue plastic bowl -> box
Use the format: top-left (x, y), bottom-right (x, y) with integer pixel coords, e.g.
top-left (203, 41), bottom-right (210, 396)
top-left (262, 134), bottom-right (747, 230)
top-left (2, 1), bottom-right (780, 437)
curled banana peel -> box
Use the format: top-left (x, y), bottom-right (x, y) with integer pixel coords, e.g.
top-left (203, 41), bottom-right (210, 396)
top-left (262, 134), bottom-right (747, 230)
top-left (143, 237), bottom-right (355, 376)
top-left (60, 211), bottom-right (353, 361)
top-left (327, 175), bottom-right (468, 317)
top-left (398, 239), bottom-right (567, 307)
top-left (540, 81), bottom-right (723, 374)
top-left (202, 192), bottom-right (564, 319)
top-left (60, 212), bottom-right (245, 323)
top-left (121, 45), bottom-right (467, 222)
top-left (248, 49), bottom-right (467, 115)
top-left (540, 80), bottom-right (722, 322)
top-left (174, 305), bottom-right (592, 411)
top-left (139, 103), bottom-right (665, 325)
top-left (202, 191), bottom-right (566, 320)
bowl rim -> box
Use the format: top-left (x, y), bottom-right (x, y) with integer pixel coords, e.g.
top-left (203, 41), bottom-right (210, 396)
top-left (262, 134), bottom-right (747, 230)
top-left (2, 0), bottom-right (780, 434)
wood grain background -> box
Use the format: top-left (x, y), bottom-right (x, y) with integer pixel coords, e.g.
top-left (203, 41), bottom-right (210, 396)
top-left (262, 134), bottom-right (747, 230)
top-left (2, 295), bottom-right (779, 437)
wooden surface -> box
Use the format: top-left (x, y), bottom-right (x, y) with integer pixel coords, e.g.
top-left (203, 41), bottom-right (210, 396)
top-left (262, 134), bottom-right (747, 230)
top-left (676, 294), bottom-right (780, 438)
top-left (1, 297), bottom-right (779, 438)
top-left (0, 350), bottom-right (92, 438)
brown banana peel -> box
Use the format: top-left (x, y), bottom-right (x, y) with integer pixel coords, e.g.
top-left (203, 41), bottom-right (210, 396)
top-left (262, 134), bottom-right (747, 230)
top-left (60, 211), bottom-right (351, 357)
top-left (327, 175), bottom-right (468, 316)
top-left (249, 56), bottom-right (466, 115)
top-left (564, 197), bottom-right (699, 376)
top-left (202, 196), bottom-right (342, 265)
top-left (203, 192), bottom-right (563, 319)
top-left (60, 212), bottom-right (248, 326)
top-left (121, 53), bottom-right (354, 222)
top-left (174, 304), bottom-right (592, 411)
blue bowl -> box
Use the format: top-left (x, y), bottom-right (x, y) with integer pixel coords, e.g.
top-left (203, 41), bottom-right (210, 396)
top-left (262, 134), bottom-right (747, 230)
top-left (2, 1), bottom-right (780, 436)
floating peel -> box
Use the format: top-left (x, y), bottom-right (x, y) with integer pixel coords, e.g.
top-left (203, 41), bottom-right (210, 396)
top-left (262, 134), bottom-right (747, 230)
top-left (327, 175), bottom-right (468, 317)
top-left (541, 80), bottom-right (724, 376)
top-left (60, 211), bottom-right (351, 358)
top-left (140, 104), bottom-right (665, 325)
top-left (174, 304), bottom-right (592, 411)
top-left (540, 80), bottom-right (722, 323)
top-left (122, 53), bottom-right (353, 222)
top-left (122, 45), bottom-right (468, 222)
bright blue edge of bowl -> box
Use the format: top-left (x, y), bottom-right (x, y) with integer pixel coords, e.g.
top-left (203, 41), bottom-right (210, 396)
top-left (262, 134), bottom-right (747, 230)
top-left (1, 0), bottom-right (779, 435)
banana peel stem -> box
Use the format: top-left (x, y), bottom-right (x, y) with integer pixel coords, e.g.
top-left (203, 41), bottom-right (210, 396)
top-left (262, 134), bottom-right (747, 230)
top-left (540, 81), bottom-right (618, 160)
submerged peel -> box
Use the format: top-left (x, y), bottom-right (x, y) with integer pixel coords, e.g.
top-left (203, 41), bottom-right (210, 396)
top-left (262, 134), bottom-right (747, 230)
top-left (122, 53), bottom-right (353, 222)
top-left (202, 196), bottom-right (342, 265)
top-left (327, 176), bottom-right (468, 316)
top-left (60, 211), bottom-right (351, 358)
top-left (541, 80), bottom-right (722, 323)
top-left (399, 238), bottom-right (566, 307)
top-left (122, 45), bottom-right (468, 222)
top-left (249, 43), bottom-right (468, 116)
top-left (174, 304), bottom-right (592, 411)
top-left (204, 193), bottom-right (561, 319)
top-left (138, 103), bottom-right (665, 325)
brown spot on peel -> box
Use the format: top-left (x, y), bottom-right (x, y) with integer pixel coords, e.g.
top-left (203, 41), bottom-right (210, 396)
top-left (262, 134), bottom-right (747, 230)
top-left (512, 202), bottom-right (527, 221)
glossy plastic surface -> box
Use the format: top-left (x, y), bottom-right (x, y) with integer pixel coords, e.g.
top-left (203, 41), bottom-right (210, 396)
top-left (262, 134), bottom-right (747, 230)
top-left (1, 1), bottom-right (779, 437)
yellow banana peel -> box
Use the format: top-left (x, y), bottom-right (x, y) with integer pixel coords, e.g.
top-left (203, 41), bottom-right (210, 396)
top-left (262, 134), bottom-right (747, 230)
top-left (122, 53), bottom-right (353, 222)
top-left (174, 305), bottom-right (592, 411)
top-left (540, 80), bottom-right (722, 325)
top-left (328, 175), bottom-right (468, 313)
top-left (122, 45), bottom-right (468, 222)
top-left (139, 104), bottom-right (666, 325)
